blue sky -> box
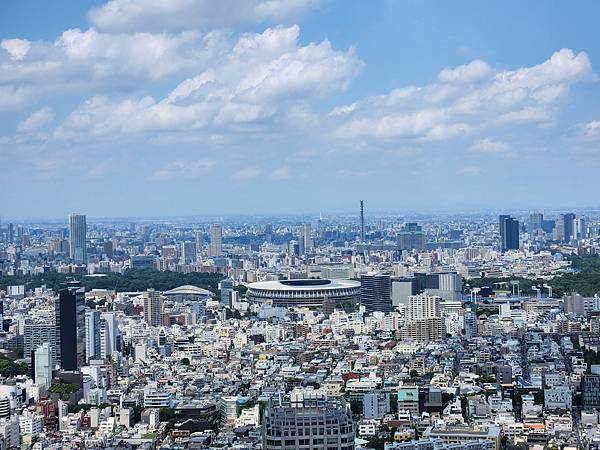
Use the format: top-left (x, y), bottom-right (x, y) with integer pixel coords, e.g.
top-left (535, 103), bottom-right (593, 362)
top-left (2, 0), bottom-right (600, 219)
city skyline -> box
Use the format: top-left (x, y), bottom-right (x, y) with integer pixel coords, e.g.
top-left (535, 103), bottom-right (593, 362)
top-left (2, 1), bottom-right (600, 218)
top-left (4, 2), bottom-right (600, 448)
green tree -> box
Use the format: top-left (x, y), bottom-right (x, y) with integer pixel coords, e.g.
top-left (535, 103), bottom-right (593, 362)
top-left (0, 357), bottom-right (29, 378)
top-left (49, 382), bottom-right (79, 400)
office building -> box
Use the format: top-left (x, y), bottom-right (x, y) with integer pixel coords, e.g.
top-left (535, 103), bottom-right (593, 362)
top-left (557, 213), bottom-right (576, 242)
top-left (499, 215), bottom-right (519, 252)
top-left (100, 312), bottom-right (118, 357)
top-left (129, 255), bottom-right (156, 270)
top-left (265, 223), bottom-right (273, 243)
top-left (209, 224), bottom-right (223, 257)
top-left (144, 289), bottom-right (163, 327)
top-left (55, 283), bottom-right (86, 371)
top-left (220, 279), bottom-right (235, 308)
top-left (181, 241), bottom-right (196, 264)
top-left (528, 210), bottom-right (544, 234)
top-left (23, 323), bottom-right (54, 363)
top-left (69, 213), bottom-right (87, 264)
top-left (583, 374), bottom-right (600, 408)
top-left (34, 343), bottom-right (52, 389)
top-left (263, 394), bottom-right (355, 450)
top-left (85, 310), bottom-right (101, 362)
top-left (300, 223), bottom-right (313, 255)
top-left (392, 278), bottom-right (418, 307)
top-left (464, 307), bottom-right (478, 338)
top-left (423, 425), bottom-right (501, 450)
top-left (363, 391), bottom-right (389, 420)
top-left (360, 273), bottom-right (392, 313)
top-left (402, 294), bottom-right (446, 342)
top-left (574, 217), bottom-right (587, 240)
top-left (397, 223), bottom-right (425, 251)
top-left (406, 294), bottom-right (441, 321)
top-left (563, 293), bottom-right (598, 317)
top-left (397, 385), bottom-right (420, 415)
top-left (424, 272), bottom-right (463, 301)
top-left (194, 230), bottom-right (203, 259)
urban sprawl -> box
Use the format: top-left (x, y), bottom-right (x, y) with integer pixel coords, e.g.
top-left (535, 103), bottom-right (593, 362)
top-left (2, 206), bottom-right (600, 450)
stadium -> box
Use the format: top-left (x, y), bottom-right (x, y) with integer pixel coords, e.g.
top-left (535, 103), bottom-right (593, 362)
top-left (246, 278), bottom-right (360, 309)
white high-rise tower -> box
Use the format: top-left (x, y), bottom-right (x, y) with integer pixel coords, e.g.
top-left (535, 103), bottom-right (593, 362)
top-left (209, 224), bottom-right (223, 257)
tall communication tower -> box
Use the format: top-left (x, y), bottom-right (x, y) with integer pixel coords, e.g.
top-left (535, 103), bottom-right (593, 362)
top-left (360, 200), bottom-right (365, 243)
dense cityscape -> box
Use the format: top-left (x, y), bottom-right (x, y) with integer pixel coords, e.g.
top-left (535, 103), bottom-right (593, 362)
top-left (0, 207), bottom-right (600, 449)
top-left (4, 0), bottom-right (600, 449)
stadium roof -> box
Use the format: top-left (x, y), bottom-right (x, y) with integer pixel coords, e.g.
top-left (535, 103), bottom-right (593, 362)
top-left (248, 279), bottom-right (359, 291)
top-left (163, 285), bottom-right (213, 297)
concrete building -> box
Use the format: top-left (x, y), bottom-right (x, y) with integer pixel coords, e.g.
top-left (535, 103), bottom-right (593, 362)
top-left (263, 394), bottom-right (355, 450)
top-left (209, 224), bottom-right (223, 257)
top-left (69, 213), bottom-right (87, 264)
top-left (143, 289), bottom-right (163, 327)
top-left (85, 310), bottom-right (101, 362)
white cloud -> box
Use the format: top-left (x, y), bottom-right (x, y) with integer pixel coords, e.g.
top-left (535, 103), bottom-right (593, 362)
top-left (1, 38), bottom-right (31, 61)
top-left (468, 138), bottom-right (510, 154)
top-left (17, 107), bottom-right (54, 132)
top-left (438, 60), bottom-right (492, 84)
top-left (329, 102), bottom-right (356, 116)
top-left (271, 166), bottom-right (291, 180)
top-left (53, 25), bottom-right (363, 140)
top-left (89, 0), bottom-right (320, 33)
top-left (568, 120), bottom-right (600, 141)
top-left (151, 159), bottom-right (214, 181)
top-left (0, 27), bottom-right (226, 110)
top-left (335, 49), bottom-right (592, 142)
top-left (232, 166), bottom-right (262, 181)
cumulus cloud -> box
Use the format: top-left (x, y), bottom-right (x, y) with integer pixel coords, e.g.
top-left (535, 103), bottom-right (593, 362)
top-left (1, 38), bottom-right (31, 61)
top-left (0, 27), bottom-right (226, 110)
top-left (53, 25), bottom-right (363, 140)
top-left (89, 0), bottom-right (320, 33)
top-left (437, 60), bottom-right (492, 84)
top-left (335, 49), bottom-right (592, 142)
top-left (17, 107), bottom-right (54, 132)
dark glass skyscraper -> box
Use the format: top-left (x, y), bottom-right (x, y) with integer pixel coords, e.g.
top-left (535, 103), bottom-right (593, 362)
top-left (499, 215), bottom-right (519, 252)
top-left (55, 282), bottom-right (86, 371)
top-left (360, 273), bottom-right (391, 313)
top-left (562, 213), bottom-right (576, 242)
